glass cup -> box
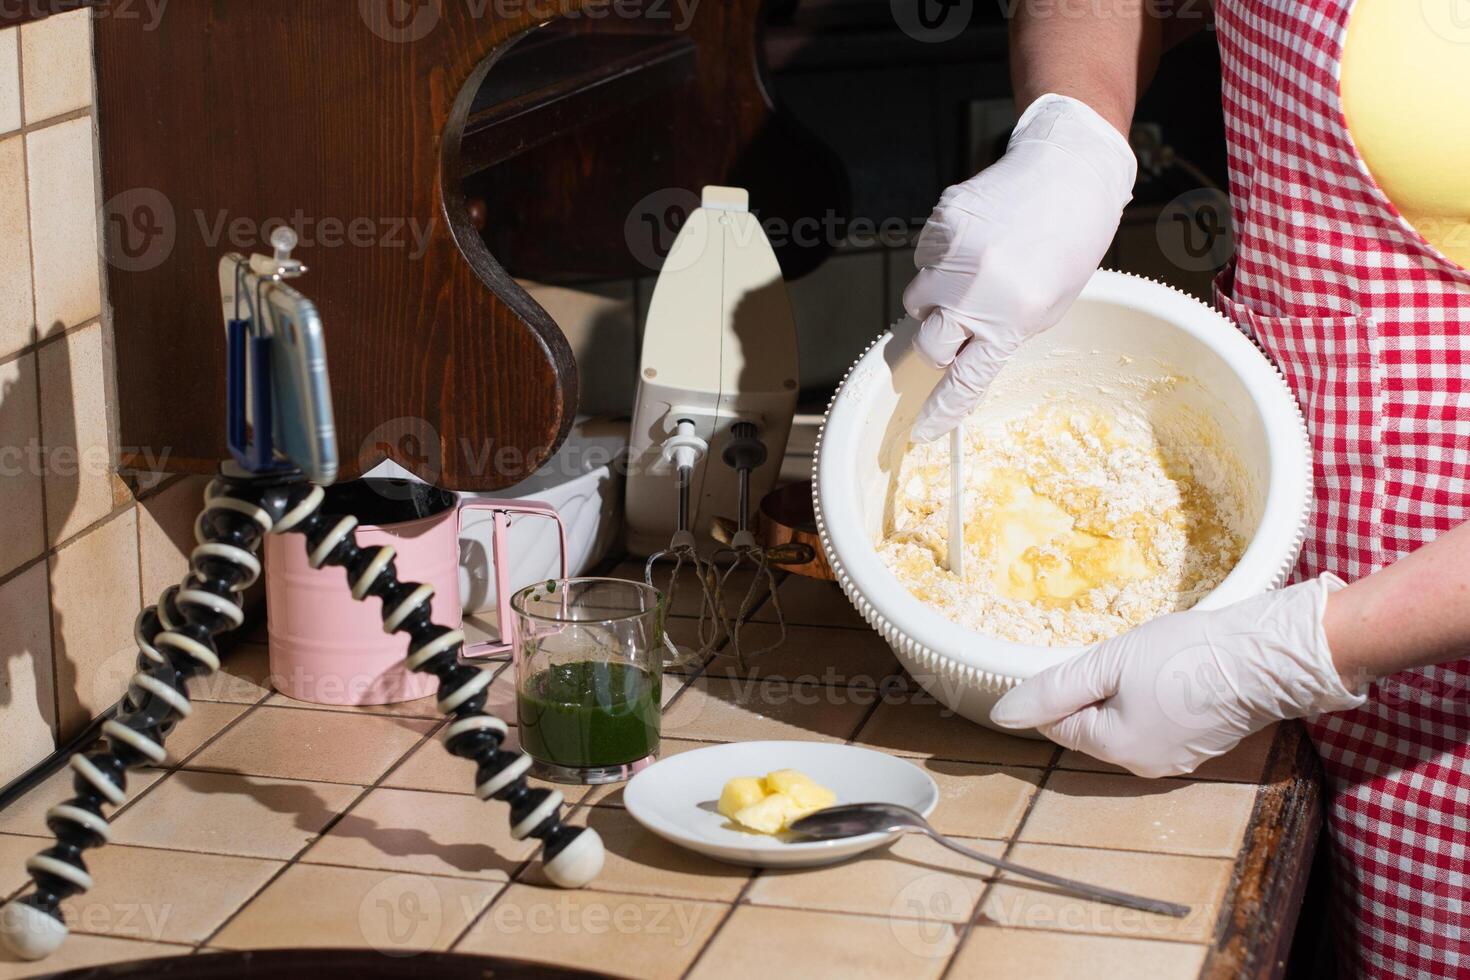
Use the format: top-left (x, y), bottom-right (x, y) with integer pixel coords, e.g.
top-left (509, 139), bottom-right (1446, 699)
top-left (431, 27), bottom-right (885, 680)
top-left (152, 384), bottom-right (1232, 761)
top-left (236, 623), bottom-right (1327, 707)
top-left (511, 578), bottom-right (667, 784)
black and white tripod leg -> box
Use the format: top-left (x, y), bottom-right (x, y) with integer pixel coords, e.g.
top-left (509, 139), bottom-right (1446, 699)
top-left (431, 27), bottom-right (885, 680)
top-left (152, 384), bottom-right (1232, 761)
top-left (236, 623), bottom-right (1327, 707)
top-left (269, 479), bottom-right (603, 890)
top-left (0, 472), bottom-right (270, 961)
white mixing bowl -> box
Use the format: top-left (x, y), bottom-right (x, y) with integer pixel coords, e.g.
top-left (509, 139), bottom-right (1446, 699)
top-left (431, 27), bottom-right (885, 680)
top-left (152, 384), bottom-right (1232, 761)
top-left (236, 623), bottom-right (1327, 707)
top-left (813, 270), bottom-right (1312, 731)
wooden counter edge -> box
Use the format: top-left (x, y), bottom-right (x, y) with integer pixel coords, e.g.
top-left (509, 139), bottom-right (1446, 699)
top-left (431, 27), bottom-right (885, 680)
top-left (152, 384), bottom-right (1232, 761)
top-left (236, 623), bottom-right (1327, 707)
top-left (1199, 721), bottom-right (1324, 980)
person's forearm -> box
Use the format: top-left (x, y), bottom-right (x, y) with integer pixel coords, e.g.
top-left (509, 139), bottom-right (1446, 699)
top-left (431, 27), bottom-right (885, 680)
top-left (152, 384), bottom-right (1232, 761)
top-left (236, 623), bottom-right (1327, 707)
top-left (1324, 522), bottom-right (1470, 684)
top-left (1010, 0), bottom-right (1166, 136)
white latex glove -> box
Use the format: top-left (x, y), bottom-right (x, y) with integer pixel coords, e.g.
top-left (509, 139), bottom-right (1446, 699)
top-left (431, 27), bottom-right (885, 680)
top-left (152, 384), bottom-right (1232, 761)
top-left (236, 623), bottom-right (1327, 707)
top-left (904, 93), bottom-right (1137, 443)
top-left (989, 576), bottom-right (1368, 778)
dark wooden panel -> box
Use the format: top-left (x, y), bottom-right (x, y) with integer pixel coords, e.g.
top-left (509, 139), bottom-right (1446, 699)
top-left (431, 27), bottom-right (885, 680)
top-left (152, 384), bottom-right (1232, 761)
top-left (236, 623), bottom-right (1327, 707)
top-left (466, 0), bottom-right (851, 283)
top-left (96, 0), bottom-right (581, 490)
top-left (461, 27), bottom-right (698, 175)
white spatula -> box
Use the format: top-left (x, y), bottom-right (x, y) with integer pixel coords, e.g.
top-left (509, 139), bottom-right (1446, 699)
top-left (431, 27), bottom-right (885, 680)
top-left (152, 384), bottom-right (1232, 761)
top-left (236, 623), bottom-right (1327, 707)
top-left (948, 425), bottom-right (965, 580)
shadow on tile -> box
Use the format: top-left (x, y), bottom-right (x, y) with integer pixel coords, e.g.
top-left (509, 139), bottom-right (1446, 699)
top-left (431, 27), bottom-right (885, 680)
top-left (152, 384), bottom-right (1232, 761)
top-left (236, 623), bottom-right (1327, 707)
top-left (581, 806), bottom-right (748, 884)
top-left (855, 699), bottom-right (1055, 768)
top-left (108, 769), bottom-right (362, 861)
top-left (1024, 771), bottom-right (1195, 802)
top-left (317, 811), bottom-right (523, 881)
top-left (515, 807), bottom-right (748, 902)
top-left (302, 787), bottom-right (537, 880)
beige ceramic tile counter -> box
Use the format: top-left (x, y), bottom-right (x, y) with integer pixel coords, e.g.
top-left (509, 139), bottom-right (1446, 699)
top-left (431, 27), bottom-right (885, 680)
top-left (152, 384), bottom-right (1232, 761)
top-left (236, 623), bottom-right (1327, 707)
top-left (0, 564), bottom-right (1313, 979)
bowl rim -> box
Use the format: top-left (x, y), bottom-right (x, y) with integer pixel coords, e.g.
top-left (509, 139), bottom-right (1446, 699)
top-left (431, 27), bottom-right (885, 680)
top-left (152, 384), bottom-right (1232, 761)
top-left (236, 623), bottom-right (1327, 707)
top-left (811, 269), bottom-right (1313, 695)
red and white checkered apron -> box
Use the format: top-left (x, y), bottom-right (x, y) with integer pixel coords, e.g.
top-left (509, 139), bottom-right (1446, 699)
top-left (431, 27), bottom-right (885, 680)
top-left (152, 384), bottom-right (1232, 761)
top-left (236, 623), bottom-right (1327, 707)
top-left (1212, 1), bottom-right (1470, 975)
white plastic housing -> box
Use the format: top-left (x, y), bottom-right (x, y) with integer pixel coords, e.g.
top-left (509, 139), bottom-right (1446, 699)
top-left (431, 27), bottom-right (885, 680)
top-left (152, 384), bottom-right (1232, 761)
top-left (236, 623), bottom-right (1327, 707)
top-left (625, 186), bottom-right (799, 556)
top-left (813, 271), bottom-right (1312, 731)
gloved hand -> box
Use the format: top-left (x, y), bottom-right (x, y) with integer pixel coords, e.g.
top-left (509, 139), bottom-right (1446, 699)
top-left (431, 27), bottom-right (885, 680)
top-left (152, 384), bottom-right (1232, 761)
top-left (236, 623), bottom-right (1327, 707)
top-left (904, 93), bottom-right (1138, 443)
top-left (989, 576), bottom-right (1368, 778)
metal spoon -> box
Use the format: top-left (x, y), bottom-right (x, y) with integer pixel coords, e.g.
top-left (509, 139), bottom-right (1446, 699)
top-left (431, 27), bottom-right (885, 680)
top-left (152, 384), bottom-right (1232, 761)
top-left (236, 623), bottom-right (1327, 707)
top-left (787, 803), bottom-right (1191, 918)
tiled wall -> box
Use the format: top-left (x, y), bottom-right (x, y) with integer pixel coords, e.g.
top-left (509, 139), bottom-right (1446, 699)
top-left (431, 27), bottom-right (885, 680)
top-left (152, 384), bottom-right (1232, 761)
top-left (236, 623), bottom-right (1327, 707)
top-left (0, 11), bottom-right (200, 787)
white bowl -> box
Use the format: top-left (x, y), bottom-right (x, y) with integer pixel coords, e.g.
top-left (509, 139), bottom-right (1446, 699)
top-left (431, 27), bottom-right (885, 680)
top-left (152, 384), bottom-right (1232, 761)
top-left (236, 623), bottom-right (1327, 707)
top-left (813, 271), bottom-right (1311, 731)
top-left (623, 740), bottom-right (939, 868)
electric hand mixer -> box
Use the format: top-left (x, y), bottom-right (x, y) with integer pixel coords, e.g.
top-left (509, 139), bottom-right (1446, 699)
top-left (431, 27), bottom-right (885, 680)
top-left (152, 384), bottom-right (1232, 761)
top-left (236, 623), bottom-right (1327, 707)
top-left (0, 230), bottom-right (603, 963)
top-left (626, 186), bottom-right (801, 665)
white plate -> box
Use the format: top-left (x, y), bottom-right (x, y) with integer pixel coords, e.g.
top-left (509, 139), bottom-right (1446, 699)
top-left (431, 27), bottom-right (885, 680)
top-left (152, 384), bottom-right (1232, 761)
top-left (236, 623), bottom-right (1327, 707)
top-left (623, 741), bottom-right (939, 868)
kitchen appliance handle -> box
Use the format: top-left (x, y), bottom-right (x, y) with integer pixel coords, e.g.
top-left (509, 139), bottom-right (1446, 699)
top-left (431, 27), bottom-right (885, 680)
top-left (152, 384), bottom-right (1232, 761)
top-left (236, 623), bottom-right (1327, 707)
top-left (456, 499), bottom-right (570, 659)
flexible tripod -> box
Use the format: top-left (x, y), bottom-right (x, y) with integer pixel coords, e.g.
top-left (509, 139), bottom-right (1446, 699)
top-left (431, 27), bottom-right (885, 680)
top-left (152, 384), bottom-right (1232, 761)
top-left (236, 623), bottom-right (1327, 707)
top-left (0, 469), bottom-right (604, 962)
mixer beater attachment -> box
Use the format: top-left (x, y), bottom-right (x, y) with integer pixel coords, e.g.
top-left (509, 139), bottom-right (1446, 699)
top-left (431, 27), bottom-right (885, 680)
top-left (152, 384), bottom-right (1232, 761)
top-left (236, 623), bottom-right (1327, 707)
top-left (643, 420), bottom-right (722, 663)
top-left (712, 422), bottom-right (785, 667)
top-left (625, 185), bottom-right (802, 667)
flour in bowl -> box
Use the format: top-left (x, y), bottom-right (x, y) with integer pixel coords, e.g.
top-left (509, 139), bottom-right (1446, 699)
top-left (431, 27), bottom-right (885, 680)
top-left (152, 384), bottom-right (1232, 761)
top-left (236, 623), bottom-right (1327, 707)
top-left (878, 403), bottom-right (1245, 646)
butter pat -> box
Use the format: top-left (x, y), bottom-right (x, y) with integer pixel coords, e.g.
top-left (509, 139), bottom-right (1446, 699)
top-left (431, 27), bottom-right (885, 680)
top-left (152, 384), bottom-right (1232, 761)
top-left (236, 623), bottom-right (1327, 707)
top-left (732, 793), bottom-right (801, 835)
top-left (717, 769), bottom-right (837, 834)
top-left (717, 777), bottom-right (766, 817)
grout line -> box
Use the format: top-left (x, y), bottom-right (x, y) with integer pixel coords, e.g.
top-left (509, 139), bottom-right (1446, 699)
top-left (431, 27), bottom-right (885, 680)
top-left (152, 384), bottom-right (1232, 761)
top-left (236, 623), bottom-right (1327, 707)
top-left (13, 315), bottom-right (102, 363)
top-left (38, 403), bottom-right (60, 745)
top-left (939, 746), bottom-right (1061, 978)
top-left (11, 16), bottom-right (104, 757)
top-left (193, 694), bottom-right (459, 950)
top-left (127, 470), bottom-right (183, 504)
top-left (0, 699), bottom-right (270, 847)
top-left (0, 547), bottom-right (47, 592)
top-left (15, 104), bottom-right (92, 138)
top-left (3, 835), bottom-right (269, 864)
top-left (1046, 762), bottom-right (1264, 786)
top-left (13, 26), bottom-right (62, 750)
top-left (156, 696), bottom-right (270, 772)
top-left (47, 494), bottom-right (133, 555)
top-left (194, 844), bottom-right (328, 948)
top-left (173, 715), bottom-right (443, 790)
top-left (133, 483), bottom-right (144, 611)
top-left (254, 697), bottom-right (443, 723)
top-left (446, 854), bottom-right (538, 951)
top-left (677, 870), bottom-right (761, 978)
top-left (447, 778), bottom-right (598, 952)
top-left (267, 857), bottom-right (506, 887)
top-left (844, 680), bottom-right (887, 744)
top-left (100, 699), bottom-right (275, 817)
